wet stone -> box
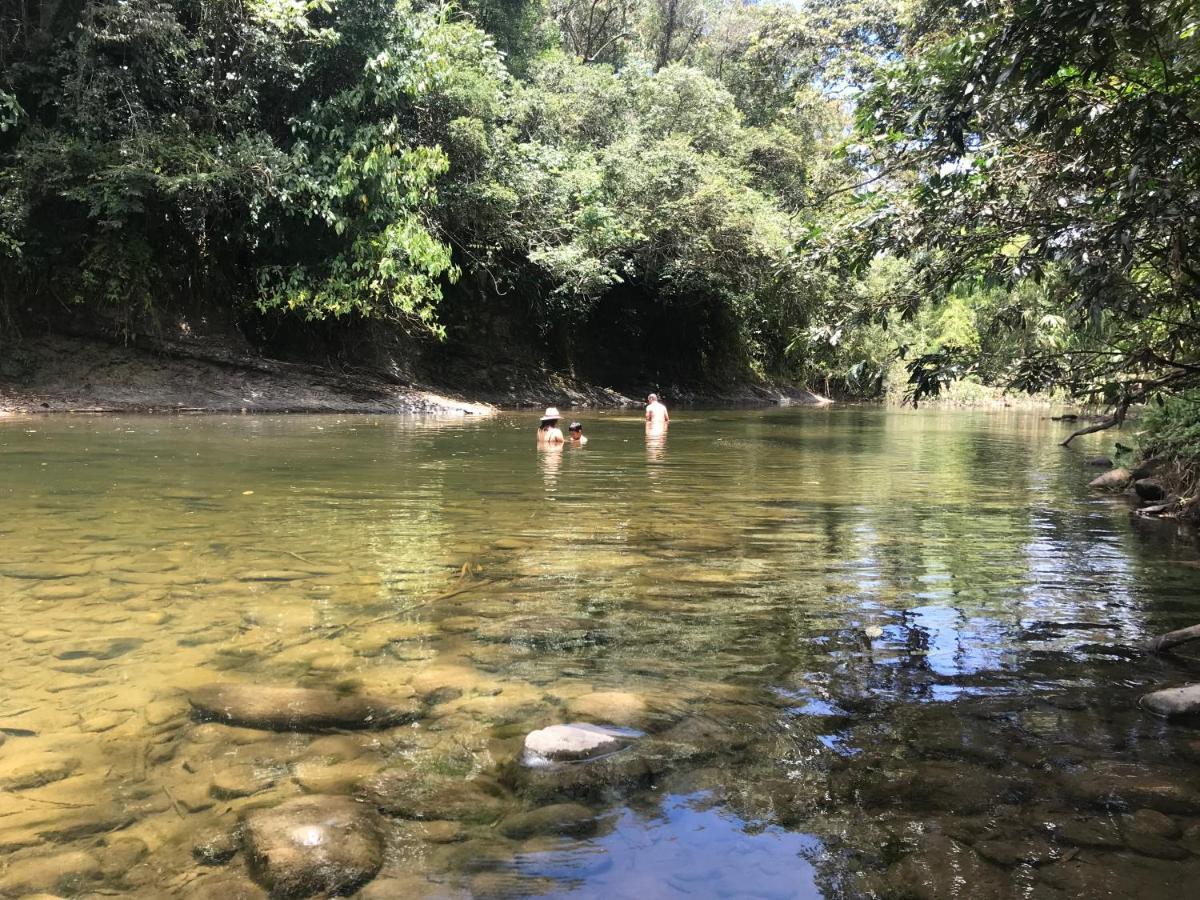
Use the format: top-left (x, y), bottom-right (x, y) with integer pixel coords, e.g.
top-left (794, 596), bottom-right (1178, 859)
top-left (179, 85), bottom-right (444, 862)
top-left (293, 757), bottom-right (383, 795)
top-left (566, 692), bottom-right (649, 727)
top-left (498, 803), bottom-right (598, 839)
top-left (100, 836), bottom-right (149, 878)
top-left (419, 820), bottom-right (467, 844)
top-left (51, 636), bottom-right (143, 660)
top-left (1051, 818), bottom-right (1124, 849)
top-left (513, 745), bottom-right (659, 805)
top-left (174, 782), bottom-right (216, 813)
top-left (1181, 823), bottom-right (1200, 855)
top-left (1126, 808), bottom-right (1180, 839)
top-left (146, 699), bottom-right (185, 726)
top-left (194, 826), bottom-right (242, 865)
top-left (1089, 468), bottom-right (1132, 490)
top-left (243, 795), bottom-right (384, 898)
top-left (475, 616), bottom-right (608, 651)
top-left (439, 615), bottom-right (481, 633)
top-left (523, 723), bottom-right (636, 764)
top-left (1060, 764), bottom-right (1200, 815)
top-left (189, 683), bottom-right (419, 731)
top-left (359, 771), bottom-right (510, 824)
top-left (0, 850), bottom-right (101, 896)
top-left (1140, 683), bottom-right (1200, 719)
top-left (210, 762), bottom-right (278, 800)
top-left (881, 834), bottom-right (1010, 900)
top-left (182, 871), bottom-right (269, 900)
top-left (974, 835), bottom-right (1059, 867)
top-left (0, 752), bottom-right (79, 791)
top-left (79, 711), bottom-right (129, 733)
top-left (1123, 831), bottom-right (1189, 860)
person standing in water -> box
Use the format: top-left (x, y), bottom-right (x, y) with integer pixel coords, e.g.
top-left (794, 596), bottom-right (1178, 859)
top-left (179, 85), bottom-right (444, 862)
top-left (567, 422), bottom-right (588, 445)
top-left (537, 407), bottom-right (565, 444)
top-left (645, 393), bottom-right (669, 430)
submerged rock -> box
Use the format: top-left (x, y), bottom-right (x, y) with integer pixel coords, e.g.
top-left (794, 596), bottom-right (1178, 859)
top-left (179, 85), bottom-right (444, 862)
top-left (1051, 818), bottom-right (1124, 849)
top-left (359, 771), bottom-right (510, 824)
top-left (1134, 478), bottom-right (1166, 502)
top-left (879, 834), bottom-right (1009, 900)
top-left (243, 795), bottom-right (384, 898)
top-left (565, 692), bottom-right (649, 728)
top-left (498, 803), bottom-right (597, 839)
top-left (1088, 468), bottom-right (1132, 491)
top-left (1086, 456), bottom-right (1114, 467)
top-left (1140, 683), bottom-right (1200, 718)
top-left (973, 835), bottom-right (1058, 867)
top-left (1122, 830), bottom-right (1188, 860)
top-left (523, 723), bottom-right (636, 764)
top-left (0, 752), bottom-right (79, 791)
top-left (210, 762), bottom-right (278, 799)
top-left (194, 827), bottom-right (242, 865)
top-left (189, 684), bottom-right (418, 731)
top-left (1126, 809), bottom-right (1180, 839)
top-left (0, 850), bottom-right (101, 896)
top-left (1060, 763), bottom-right (1200, 815)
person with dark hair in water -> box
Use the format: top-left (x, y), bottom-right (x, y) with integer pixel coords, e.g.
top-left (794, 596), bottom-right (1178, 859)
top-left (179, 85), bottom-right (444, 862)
top-left (567, 422), bottom-right (588, 445)
top-left (537, 407), bottom-right (565, 445)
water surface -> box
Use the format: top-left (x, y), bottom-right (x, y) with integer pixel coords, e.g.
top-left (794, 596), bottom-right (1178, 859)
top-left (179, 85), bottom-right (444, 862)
top-left (3, 407), bottom-right (1200, 898)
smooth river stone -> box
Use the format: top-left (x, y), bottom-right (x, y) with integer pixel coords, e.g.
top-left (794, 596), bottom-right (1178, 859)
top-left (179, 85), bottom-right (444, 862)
top-left (523, 723), bottom-right (634, 764)
top-left (566, 691), bottom-right (649, 727)
top-left (243, 795), bottom-right (384, 898)
top-left (1088, 468), bottom-right (1132, 490)
top-left (0, 752), bottom-right (79, 790)
top-left (0, 849), bottom-right (101, 895)
top-left (188, 684), bottom-right (418, 732)
top-left (1140, 683), bottom-right (1200, 718)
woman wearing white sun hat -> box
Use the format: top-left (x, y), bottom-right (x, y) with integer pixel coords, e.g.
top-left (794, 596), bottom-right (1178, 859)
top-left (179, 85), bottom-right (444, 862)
top-left (536, 407), bottom-right (565, 445)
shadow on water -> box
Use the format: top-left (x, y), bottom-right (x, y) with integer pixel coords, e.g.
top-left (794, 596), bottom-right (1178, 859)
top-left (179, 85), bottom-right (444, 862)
top-left (2, 408), bottom-right (1200, 896)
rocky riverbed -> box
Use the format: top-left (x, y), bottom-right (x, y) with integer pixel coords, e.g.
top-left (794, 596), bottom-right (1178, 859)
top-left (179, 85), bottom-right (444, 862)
top-left (4, 409), bottom-right (1200, 897)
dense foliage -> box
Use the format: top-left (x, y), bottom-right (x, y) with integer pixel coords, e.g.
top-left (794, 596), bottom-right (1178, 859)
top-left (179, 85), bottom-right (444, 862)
top-left (2, 0), bottom-right (1196, 420)
top-left (0, 0), bottom-right (898, 378)
top-left (848, 0), bottom-right (1200, 421)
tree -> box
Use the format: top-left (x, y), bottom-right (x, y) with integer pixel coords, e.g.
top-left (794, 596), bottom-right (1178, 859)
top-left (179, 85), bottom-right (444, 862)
top-left (846, 0), bottom-right (1200, 432)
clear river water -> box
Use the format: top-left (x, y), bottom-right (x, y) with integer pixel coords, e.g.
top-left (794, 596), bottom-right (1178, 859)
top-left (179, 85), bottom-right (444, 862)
top-left (3, 407), bottom-right (1200, 899)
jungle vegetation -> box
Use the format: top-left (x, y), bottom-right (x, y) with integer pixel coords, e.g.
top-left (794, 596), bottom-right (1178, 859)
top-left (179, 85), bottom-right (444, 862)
top-left (1, 0), bottom-right (1197, 434)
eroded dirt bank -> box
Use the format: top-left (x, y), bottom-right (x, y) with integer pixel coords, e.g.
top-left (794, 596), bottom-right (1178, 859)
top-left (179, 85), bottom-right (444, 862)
top-left (0, 333), bottom-right (827, 415)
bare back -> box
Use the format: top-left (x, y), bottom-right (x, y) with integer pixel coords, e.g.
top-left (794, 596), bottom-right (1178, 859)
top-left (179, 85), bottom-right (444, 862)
top-left (645, 401), bottom-right (669, 428)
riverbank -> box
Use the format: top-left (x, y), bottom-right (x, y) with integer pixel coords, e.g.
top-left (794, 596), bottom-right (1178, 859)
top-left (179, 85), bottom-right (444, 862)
top-left (0, 333), bottom-right (828, 415)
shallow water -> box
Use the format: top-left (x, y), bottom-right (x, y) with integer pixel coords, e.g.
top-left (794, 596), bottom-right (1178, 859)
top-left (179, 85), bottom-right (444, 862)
top-left (2, 407), bottom-right (1200, 898)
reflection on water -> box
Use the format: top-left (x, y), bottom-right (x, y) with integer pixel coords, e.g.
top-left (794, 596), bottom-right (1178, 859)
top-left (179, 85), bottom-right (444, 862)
top-left (538, 444), bottom-right (564, 491)
top-left (2, 408), bottom-right (1200, 897)
top-left (645, 427), bottom-right (667, 465)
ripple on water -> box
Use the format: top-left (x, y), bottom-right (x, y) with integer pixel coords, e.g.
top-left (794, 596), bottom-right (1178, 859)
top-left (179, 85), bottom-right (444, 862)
top-left (1, 408), bottom-right (1200, 896)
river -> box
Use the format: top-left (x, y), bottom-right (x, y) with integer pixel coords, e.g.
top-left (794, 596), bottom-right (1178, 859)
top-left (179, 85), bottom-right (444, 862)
top-left (2, 407), bottom-right (1199, 898)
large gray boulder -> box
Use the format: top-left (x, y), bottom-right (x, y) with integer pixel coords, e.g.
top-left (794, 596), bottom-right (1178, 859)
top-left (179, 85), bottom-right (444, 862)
top-left (243, 796), bottom-right (383, 898)
top-left (189, 684), bottom-right (417, 731)
top-left (1141, 683), bottom-right (1200, 718)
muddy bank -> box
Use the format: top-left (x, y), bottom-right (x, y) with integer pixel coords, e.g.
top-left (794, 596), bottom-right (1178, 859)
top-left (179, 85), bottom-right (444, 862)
top-left (0, 333), bottom-right (827, 415)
